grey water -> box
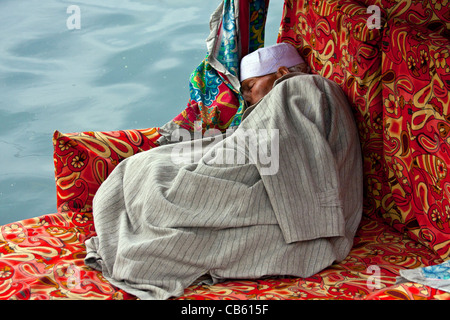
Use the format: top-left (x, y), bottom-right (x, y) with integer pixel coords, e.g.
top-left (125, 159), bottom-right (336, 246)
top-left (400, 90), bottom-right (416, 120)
top-left (0, 0), bottom-right (283, 225)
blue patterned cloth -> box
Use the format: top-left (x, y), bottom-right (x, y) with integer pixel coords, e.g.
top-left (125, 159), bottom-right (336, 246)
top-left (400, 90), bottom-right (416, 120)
top-left (397, 260), bottom-right (450, 293)
top-left (229, 0), bottom-right (268, 128)
top-left (164, 0), bottom-right (269, 136)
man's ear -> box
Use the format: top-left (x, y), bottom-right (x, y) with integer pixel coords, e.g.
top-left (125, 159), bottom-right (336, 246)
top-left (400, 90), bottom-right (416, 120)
top-left (276, 66), bottom-right (290, 77)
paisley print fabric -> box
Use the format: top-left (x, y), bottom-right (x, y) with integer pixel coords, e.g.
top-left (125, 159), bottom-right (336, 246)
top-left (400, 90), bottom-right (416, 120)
top-left (180, 216), bottom-right (448, 300)
top-left (382, 18), bottom-right (450, 260)
top-left (1, 213), bottom-right (448, 300)
top-left (365, 282), bottom-right (450, 300)
top-left (278, 0), bottom-right (450, 260)
top-left (1, 0), bottom-right (450, 300)
top-left (278, 0), bottom-right (386, 223)
top-left (53, 128), bottom-right (161, 213)
top-left (0, 211), bottom-right (136, 300)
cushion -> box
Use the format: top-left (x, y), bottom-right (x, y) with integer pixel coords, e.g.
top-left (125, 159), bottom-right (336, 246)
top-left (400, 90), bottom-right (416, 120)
top-left (381, 18), bottom-right (450, 260)
top-left (1, 212), bottom-right (447, 300)
top-left (53, 128), bottom-right (161, 213)
top-left (356, 0), bottom-right (450, 29)
top-left (383, 0), bottom-right (450, 30)
top-left (278, 0), bottom-right (387, 220)
top-left (364, 282), bottom-right (450, 300)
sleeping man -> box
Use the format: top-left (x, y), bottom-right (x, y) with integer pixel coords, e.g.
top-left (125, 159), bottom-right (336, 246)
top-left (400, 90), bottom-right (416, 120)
top-left (84, 42), bottom-right (363, 300)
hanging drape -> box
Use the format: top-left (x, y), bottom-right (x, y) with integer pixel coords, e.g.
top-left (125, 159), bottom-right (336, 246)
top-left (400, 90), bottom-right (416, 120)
top-left (165, 0), bottom-right (270, 136)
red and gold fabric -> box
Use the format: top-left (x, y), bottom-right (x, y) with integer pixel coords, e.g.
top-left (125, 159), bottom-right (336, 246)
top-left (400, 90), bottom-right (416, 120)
top-left (1, 211), bottom-right (448, 300)
top-left (278, 0), bottom-right (387, 222)
top-left (381, 19), bottom-right (450, 259)
top-left (53, 128), bottom-right (161, 213)
top-left (278, 0), bottom-right (450, 261)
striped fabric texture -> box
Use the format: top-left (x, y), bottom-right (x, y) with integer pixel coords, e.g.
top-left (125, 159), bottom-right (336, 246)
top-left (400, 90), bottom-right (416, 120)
top-left (84, 73), bottom-right (363, 300)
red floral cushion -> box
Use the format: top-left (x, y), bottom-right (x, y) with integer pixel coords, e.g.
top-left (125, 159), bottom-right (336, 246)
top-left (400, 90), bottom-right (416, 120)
top-left (180, 213), bottom-right (445, 299)
top-left (364, 282), bottom-right (450, 300)
top-left (278, 0), bottom-right (387, 220)
top-left (279, 0), bottom-right (450, 260)
top-left (53, 128), bottom-right (161, 213)
top-left (1, 212), bottom-right (447, 300)
top-left (381, 18), bottom-right (450, 260)
top-left (357, 0), bottom-right (450, 29)
top-left (380, 0), bottom-right (450, 30)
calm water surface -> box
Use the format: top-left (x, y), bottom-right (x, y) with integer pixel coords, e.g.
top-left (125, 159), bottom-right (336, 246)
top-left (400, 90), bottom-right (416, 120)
top-left (0, 0), bottom-right (283, 225)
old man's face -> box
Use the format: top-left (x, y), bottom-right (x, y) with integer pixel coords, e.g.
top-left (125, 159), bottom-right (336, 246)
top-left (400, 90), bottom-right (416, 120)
top-left (241, 73), bottom-right (278, 106)
top-left (240, 66), bottom-right (290, 106)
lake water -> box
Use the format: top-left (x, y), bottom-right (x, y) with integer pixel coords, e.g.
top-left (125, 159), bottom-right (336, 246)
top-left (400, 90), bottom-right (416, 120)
top-left (0, 0), bottom-right (283, 225)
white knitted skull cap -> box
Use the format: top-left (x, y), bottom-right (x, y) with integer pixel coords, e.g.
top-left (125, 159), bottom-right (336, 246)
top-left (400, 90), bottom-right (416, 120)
top-left (240, 42), bottom-right (304, 82)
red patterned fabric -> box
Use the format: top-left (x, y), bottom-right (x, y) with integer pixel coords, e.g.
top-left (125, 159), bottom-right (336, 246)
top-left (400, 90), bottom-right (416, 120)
top-left (53, 128), bottom-right (161, 213)
top-left (0, 211), bottom-right (135, 300)
top-left (180, 216), bottom-right (447, 300)
top-left (382, 19), bottom-right (450, 259)
top-left (365, 282), bottom-right (450, 300)
top-left (278, 0), bottom-right (450, 261)
top-left (379, 0), bottom-right (450, 29)
top-left (278, 0), bottom-right (387, 220)
top-left (1, 212), bottom-right (448, 300)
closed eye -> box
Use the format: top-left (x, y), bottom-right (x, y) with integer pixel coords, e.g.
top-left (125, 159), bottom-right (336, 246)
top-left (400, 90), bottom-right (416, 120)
top-left (245, 81), bottom-right (255, 91)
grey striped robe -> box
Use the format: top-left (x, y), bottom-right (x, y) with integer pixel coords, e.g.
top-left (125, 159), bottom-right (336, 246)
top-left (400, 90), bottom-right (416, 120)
top-left (84, 73), bottom-right (363, 300)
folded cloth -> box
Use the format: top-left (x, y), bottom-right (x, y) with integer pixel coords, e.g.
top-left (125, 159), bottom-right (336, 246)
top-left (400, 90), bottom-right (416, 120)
top-left (396, 260), bottom-right (450, 293)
